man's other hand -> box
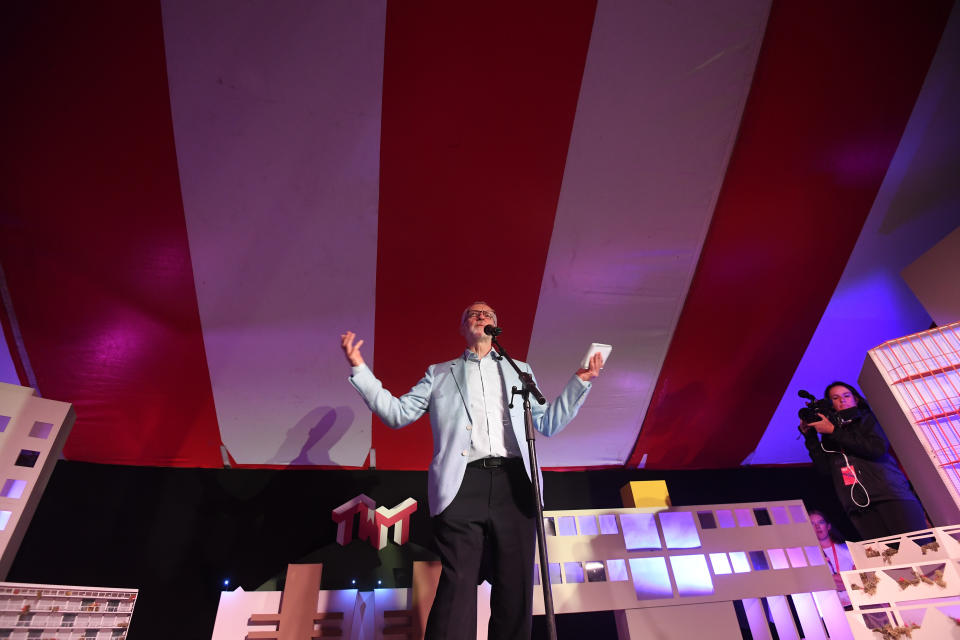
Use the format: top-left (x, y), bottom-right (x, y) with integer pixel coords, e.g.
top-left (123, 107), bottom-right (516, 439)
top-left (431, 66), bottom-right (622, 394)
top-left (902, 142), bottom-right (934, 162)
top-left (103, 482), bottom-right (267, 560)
top-left (577, 352), bottom-right (603, 381)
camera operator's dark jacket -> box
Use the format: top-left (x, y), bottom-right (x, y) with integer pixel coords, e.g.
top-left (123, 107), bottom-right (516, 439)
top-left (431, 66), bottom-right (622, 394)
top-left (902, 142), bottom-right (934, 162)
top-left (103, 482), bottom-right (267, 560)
top-left (804, 410), bottom-right (916, 513)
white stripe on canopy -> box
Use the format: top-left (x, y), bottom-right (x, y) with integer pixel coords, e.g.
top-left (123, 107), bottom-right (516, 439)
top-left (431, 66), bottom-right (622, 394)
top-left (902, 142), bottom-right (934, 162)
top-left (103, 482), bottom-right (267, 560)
top-left (162, 0), bottom-right (386, 465)
top-left (529, 0), bottom-right (772, 467)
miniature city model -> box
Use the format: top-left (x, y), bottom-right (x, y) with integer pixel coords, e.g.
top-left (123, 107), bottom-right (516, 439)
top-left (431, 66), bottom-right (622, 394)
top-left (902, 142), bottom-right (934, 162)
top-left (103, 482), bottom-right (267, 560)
top-left (841, 525), bottom-right (960, 639)
top-left (212, 485), bottom-right (850, 640)
top-left (0, 384), bottom-right (140, 640)
top-left (0, 581), bottom-right (138, 640)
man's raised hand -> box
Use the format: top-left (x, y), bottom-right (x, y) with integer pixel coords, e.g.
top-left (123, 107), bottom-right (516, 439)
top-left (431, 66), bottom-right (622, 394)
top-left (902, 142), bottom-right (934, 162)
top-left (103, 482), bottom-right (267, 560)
top-left (341, 331), bottom-right (365, 367)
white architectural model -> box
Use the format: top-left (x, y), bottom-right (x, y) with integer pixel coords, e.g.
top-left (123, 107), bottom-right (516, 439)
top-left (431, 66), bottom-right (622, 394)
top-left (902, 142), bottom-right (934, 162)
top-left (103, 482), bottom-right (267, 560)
top-left (860, 321), bottom-right (960, 525)
top-left (0, 383), bottom-right (75, 579)
top-left (533, 500), bottom-right (849, 640)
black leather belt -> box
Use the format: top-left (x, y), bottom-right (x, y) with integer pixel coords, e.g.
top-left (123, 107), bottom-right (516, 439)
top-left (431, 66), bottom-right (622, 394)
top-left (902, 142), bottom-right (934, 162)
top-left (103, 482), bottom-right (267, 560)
top-left (467, 456), bottom-right (516, 469)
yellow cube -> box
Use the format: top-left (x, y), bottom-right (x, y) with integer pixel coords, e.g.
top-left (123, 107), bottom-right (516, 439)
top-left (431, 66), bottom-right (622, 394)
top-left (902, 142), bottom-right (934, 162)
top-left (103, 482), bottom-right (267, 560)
top-left (619, 480), bottom-right (671, 508)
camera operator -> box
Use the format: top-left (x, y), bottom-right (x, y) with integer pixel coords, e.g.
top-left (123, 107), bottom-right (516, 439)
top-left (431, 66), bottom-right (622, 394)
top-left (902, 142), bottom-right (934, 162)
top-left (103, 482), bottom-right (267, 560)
top-left (800, 381), bottom-right (927, 540)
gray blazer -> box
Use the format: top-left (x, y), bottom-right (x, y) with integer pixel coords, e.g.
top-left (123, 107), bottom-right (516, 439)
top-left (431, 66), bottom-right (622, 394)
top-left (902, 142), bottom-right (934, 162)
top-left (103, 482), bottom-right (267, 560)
top-left (349, 354), bottom-right (591, 515)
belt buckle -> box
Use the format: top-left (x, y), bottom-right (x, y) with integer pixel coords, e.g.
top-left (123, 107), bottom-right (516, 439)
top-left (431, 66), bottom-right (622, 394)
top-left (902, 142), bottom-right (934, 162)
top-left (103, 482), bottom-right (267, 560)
top-left (483, 457), bottom-right (504, 469)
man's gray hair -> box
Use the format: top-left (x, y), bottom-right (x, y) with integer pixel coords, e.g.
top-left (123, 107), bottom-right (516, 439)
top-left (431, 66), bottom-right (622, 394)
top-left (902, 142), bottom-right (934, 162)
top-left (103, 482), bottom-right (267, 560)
top-left (460, 301), bottom-right (498, 326)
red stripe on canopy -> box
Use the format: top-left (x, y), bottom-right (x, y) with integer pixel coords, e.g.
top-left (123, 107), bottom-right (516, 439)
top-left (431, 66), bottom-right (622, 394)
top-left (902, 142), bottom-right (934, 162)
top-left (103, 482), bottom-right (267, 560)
top-left (372, 1), bottom-right (597, 470)
top-left (628, 0), bottom-right (953, 469)
top-left (0, 3), bottom-right (222, 466)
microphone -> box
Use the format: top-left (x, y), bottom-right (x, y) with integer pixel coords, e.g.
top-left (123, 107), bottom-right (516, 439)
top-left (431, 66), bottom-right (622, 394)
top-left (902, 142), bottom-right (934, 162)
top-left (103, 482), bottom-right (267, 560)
top-left (483, 325), bottom-right (502, 337)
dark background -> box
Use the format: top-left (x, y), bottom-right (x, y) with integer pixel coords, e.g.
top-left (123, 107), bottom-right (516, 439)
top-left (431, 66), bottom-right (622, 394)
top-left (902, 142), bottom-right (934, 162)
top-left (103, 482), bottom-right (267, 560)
top-left (9, 461), bottom-right (845, 639)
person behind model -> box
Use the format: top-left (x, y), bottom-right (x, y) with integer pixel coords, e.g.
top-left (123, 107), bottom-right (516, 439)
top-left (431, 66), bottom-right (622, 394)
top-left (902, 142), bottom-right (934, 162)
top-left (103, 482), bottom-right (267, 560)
top-left (340, 301), bottom-right (603, 640)
top-left (809, 509), bottom-right (854, 607)
top-left (800, 381), bottom-right (926, 540)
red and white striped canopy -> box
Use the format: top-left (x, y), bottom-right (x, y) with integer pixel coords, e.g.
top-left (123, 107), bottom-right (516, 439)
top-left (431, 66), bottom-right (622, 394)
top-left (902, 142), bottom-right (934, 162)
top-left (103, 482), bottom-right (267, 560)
top-left (2, 1), bottom-right (958, 471)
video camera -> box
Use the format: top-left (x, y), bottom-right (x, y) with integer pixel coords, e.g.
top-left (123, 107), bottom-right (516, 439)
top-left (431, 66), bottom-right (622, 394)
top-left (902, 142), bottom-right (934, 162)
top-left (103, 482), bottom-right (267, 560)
top-left (797, 390), bottom-right (836, 426)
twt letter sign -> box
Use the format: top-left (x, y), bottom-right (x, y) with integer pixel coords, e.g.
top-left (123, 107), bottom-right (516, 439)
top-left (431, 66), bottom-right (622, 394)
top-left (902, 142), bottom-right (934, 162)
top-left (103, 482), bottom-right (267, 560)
top-left (331, 494), bottom-right (418, 550)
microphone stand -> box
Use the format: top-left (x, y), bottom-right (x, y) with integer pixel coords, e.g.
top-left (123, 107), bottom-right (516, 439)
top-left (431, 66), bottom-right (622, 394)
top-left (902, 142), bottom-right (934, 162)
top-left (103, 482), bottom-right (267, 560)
top-left (489, 333), bottom-right (558, 640)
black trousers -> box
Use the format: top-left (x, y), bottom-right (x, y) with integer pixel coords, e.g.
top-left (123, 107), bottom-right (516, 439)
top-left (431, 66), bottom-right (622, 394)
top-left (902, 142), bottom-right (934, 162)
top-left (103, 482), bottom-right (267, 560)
top-left (424, 458), bottom-right (536, 640)
top-left (848, 498), bottom-right (928, 540)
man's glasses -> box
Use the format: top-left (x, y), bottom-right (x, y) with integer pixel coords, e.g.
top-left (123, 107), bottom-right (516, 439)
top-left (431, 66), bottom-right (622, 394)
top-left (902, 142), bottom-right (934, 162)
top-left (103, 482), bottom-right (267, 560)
top-left (464, 310), bottom-right (495, 320)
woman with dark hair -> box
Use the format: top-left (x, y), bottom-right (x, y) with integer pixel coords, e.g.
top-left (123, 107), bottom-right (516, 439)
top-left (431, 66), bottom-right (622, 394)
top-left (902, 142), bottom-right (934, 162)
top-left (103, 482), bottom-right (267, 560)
top-left (801, 381), bottom-right (927, 540)
top-left (809, 510), bottom-right (854, 607)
